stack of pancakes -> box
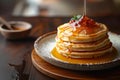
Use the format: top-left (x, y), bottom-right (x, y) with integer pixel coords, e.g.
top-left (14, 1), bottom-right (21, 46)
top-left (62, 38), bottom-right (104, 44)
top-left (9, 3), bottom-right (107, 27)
top-left (55, 16), bottom-right (113, 58)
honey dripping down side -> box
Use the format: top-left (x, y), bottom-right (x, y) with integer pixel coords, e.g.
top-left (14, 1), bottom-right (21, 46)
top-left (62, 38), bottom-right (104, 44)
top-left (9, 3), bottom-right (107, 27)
top-left (69, 15), bottom-right (102, 35)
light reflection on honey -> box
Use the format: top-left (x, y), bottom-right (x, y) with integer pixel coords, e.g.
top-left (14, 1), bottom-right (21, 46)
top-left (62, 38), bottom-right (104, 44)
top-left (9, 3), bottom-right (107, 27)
top-left (51, 47), bottom-right (118, 64)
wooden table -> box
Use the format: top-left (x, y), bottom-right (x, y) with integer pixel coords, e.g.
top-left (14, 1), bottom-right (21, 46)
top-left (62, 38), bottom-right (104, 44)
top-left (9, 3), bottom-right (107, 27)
top-left (0, 16), bottom-right (120, 80)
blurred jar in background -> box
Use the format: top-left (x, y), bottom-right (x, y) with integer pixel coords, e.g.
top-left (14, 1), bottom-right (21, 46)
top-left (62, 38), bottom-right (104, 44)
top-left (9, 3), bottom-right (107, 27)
top-left (13, 0), bottom-right (116, 17)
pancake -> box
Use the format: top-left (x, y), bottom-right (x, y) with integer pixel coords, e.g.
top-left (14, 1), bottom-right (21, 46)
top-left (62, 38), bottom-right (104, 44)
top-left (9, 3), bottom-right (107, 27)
top-left (57, 23), bottom-right (108, 43)
top-left (56, 35), bottom-right (110, 51)
top-left (52, 15), bottom-right (117, 59)
top-left (56, 42), bottom-right (113, 58)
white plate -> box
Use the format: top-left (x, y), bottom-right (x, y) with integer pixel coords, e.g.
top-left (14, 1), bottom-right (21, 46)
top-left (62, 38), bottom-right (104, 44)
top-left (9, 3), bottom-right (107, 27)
top-left (34, 31), bottom-right (120, 70)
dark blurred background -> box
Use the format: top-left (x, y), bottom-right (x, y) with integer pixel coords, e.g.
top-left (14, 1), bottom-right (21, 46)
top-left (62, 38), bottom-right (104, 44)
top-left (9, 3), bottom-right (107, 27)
top-left (0, 0), bottom-right (120, 17)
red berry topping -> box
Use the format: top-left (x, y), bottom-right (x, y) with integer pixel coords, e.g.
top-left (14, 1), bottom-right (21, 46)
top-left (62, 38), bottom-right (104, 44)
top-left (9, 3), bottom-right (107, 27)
top-left (75, 23), bottom-right (78, 26)
top-left (73, 20), bottom-right (75, 22)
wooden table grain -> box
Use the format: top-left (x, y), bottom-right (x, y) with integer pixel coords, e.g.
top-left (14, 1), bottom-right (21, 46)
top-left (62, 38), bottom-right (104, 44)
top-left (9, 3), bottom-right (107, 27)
top-left (0, 16), bottom-right (120, 80)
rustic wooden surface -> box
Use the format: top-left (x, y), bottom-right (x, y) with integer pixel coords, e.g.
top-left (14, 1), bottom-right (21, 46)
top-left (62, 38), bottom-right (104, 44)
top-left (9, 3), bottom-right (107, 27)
top-left (0, 16), bottom-right (120, 80)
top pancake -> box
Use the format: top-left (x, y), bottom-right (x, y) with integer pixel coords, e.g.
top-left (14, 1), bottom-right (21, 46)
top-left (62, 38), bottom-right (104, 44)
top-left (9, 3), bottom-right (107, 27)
top-left (57, 23), bottom-right (108, 43)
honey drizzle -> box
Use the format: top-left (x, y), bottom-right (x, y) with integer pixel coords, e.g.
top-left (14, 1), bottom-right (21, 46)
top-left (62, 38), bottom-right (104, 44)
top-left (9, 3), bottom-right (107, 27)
top-left (84, 0), bottom-right (87, 15)
top-left (58, 16), bottom-right (102, 57)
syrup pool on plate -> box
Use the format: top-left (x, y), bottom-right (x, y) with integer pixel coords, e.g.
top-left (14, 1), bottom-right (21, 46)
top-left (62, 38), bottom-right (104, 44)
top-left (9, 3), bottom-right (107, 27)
top-left (51, 47), bottom-right (118, 64)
